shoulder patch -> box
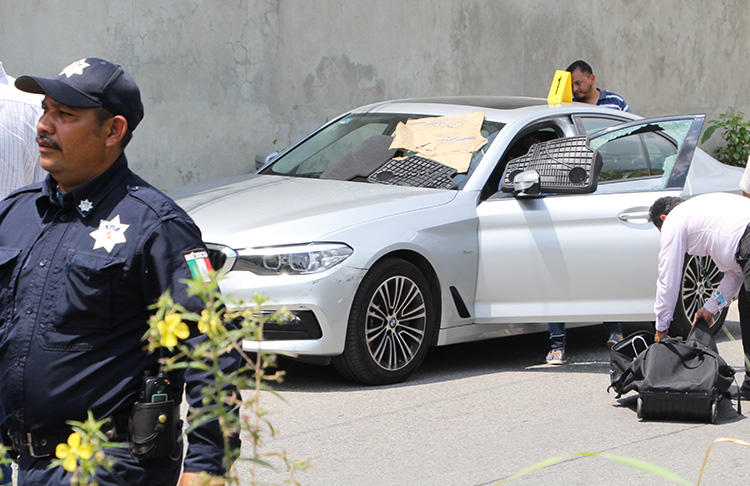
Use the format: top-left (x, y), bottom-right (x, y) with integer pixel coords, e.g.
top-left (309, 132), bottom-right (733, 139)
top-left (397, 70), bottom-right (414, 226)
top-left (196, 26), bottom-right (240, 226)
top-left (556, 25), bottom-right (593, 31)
top-left (184, 249), bottom-right (214, 281)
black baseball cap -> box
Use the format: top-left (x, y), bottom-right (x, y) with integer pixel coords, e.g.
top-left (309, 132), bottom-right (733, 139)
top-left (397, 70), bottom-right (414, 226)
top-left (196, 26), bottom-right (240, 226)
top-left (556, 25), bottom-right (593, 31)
top-left (15, 57), bottom-right (144, 131)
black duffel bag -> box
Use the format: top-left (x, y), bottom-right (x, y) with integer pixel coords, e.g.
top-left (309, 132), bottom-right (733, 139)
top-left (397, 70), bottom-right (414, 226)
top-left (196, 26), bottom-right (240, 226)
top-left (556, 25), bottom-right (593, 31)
top-left (609, 320), bottom-right (737, 423)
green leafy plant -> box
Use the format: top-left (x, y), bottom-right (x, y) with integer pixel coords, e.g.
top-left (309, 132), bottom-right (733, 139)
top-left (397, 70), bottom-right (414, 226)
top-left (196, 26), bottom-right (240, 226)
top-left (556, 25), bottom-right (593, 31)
top-left (701, 111), bottom-right (750, 167)
top-left (0, 444), bottom-right (13, 484)
top-left (144, 276), bottom-right (309, 484)
top-left (495, 437), bottom-right (750, 485)
top-left (49, 411), bottom-right (121, 486)
top-left (50, 275), bottom-right (308, 485)
top-left (494, 452), bottom-right (691, 485)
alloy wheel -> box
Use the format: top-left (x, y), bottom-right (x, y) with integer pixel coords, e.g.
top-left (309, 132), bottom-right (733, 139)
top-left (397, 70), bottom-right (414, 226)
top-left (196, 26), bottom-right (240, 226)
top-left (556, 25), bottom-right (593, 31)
top-left (365, 275), bottom-right (427, 371)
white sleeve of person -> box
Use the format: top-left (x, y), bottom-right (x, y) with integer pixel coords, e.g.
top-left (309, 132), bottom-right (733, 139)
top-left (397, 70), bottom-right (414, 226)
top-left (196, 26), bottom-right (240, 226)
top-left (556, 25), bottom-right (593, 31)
top-left (654, 218), bottom-right (687, 332)
top-left (740, 155), bottom-right (750, 194)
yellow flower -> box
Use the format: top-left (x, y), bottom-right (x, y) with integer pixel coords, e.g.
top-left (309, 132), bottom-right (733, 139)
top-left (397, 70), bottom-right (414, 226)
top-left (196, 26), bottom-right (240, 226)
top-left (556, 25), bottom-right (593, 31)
top-left (55, 432), bottom-right (93, 472)
top-left (198, 310), bottom-right (222, 336)
top-left (157, 313), bottom-right (190, 349)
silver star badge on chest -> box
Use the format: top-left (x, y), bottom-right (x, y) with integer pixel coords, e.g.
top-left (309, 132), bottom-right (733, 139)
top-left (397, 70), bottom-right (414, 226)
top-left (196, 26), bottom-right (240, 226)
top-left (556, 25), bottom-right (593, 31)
top-left (89, 215), bottom-right (129, 253)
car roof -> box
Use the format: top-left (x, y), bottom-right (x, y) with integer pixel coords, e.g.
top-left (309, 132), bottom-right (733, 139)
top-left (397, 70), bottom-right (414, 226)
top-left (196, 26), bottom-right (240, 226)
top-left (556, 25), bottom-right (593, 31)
top-left (351, 96), bottom-right (635, 124)
top-left (388, 96), bottom-right (551, 110)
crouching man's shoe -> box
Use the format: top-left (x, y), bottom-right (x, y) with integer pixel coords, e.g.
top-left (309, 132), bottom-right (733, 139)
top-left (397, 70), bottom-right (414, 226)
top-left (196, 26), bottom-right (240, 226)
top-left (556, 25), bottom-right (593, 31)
top-left (606, 333), bottom-right (624, 349)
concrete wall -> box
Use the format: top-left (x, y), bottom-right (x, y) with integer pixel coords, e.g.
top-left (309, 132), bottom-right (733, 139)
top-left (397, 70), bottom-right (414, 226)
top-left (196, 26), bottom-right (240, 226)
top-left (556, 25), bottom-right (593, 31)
top-left (1, 0), bottom-right (747, 189)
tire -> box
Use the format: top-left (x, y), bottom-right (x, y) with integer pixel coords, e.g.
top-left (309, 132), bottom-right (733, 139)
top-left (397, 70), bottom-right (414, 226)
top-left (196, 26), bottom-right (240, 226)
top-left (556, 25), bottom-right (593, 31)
top-left (333, 258), bottom-right (436, 385)
top-left (669, 255), bottom-right (728, 339)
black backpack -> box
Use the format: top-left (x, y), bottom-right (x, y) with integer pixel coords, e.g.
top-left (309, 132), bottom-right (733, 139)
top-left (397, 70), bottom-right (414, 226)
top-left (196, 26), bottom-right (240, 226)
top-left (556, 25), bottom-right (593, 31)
top-left (608, 321), bottom-right (737, 423)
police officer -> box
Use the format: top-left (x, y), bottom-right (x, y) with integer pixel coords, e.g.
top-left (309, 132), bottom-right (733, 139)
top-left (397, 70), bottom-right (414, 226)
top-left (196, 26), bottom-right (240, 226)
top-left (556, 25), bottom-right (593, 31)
top-left (0, 58), bottom-right (238, 485)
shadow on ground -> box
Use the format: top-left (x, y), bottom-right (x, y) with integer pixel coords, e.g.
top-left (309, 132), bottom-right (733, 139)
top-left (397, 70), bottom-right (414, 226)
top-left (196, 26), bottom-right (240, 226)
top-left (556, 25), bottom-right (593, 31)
top-left (271, 321), bottom-right (670, 391)
top-left (272, 319), bottom-right (744, 392)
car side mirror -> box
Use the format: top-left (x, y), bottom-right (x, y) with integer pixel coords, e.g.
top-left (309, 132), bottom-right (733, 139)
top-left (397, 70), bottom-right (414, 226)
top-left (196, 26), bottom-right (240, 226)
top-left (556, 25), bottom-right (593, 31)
top-left (255, 151), bottom-right (279, 171)
top-left (511, 170), bottom-right (541, 197)
top-left (500, 136), bottom-right (602, 196)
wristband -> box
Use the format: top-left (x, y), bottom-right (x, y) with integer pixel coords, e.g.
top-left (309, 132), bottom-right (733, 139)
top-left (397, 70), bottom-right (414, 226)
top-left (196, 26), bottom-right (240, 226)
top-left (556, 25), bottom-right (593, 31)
top-left (710, 290), bottom-right (727, 310)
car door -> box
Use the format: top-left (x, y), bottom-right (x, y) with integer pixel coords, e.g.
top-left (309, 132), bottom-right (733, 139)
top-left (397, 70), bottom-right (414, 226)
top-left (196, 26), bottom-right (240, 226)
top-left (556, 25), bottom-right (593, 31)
top-left (473, 115), bottom-right (704, 324)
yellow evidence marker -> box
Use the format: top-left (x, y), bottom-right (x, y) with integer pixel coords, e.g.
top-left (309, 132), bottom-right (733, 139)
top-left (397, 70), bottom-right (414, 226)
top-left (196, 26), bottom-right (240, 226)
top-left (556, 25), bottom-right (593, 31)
top-left (547, 69), bottom-right (572, 105)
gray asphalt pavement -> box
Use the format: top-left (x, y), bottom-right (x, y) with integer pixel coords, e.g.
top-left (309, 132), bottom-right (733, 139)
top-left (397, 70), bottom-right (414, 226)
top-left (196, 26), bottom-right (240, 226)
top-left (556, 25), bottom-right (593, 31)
top-left (238, 303), bottom-right (750, 485)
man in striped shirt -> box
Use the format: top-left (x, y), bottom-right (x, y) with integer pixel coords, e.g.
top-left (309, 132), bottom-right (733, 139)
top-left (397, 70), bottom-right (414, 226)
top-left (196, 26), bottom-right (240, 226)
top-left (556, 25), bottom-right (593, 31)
top-left (567, 60), bottom-right (630, 112)
top-left (0, 60), bottom-right (44, 485)
top-left (544, 60), bottom-right (630, 364)
top-left (0, 61), bottom-right (45, 199)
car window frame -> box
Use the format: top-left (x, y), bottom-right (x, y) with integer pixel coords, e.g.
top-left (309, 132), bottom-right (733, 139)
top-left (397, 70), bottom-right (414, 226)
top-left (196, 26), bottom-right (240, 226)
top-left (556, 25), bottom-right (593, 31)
top-left (588, 114), bottom-right (705, 192)
top-left (571, 113), bottom-right (632, 136)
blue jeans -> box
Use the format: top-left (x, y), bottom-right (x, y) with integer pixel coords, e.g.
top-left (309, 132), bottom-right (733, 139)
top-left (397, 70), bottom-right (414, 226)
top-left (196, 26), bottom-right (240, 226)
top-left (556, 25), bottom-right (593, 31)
top-left (548, 322), bottom-right (623, 350)
top-left (548, 322), bottom-right (566, 350)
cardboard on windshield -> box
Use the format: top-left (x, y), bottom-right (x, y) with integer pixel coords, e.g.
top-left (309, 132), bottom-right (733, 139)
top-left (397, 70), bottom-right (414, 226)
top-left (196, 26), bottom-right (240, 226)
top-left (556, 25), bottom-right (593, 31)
top-left (389, 111), bottom-right (487, 172)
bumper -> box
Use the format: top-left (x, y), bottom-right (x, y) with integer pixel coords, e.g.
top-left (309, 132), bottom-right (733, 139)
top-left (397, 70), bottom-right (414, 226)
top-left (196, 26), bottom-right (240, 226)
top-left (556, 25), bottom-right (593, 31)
top-left (219, 265), bottom-right (366, 356)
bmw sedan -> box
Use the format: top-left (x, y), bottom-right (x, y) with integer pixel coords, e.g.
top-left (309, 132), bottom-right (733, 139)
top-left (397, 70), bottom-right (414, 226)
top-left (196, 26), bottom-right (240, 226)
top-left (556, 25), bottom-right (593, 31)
top-left (175, 97), bottom-right (742, 385)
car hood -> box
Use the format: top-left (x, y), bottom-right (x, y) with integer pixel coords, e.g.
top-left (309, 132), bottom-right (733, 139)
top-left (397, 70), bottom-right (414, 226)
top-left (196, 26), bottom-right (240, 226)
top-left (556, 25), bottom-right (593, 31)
top-left (175, 175), bottom-right (457, 248)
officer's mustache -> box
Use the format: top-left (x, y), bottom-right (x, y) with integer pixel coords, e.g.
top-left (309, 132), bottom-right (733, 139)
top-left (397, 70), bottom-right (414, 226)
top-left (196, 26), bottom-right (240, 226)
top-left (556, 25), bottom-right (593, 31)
top-left (36, 133), bottom-right (61, 150)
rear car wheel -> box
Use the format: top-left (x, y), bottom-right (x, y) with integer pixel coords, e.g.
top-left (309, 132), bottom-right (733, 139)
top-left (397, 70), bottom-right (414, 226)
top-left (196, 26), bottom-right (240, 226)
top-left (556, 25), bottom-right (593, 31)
top-left (669, 255), bottom-right (727, 339)
top-left (333, 258), bottom-right (436, 385)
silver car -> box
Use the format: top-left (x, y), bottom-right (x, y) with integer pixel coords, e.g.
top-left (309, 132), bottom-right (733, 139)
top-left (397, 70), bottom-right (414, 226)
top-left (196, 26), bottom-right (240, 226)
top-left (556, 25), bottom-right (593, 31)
top-left (175, 97), bottom-right (742, 385)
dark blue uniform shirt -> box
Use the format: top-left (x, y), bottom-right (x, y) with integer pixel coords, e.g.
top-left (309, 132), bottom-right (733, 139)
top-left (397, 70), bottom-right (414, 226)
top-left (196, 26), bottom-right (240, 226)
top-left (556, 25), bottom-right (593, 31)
top-left (0, 154), bottom-right (236, 474)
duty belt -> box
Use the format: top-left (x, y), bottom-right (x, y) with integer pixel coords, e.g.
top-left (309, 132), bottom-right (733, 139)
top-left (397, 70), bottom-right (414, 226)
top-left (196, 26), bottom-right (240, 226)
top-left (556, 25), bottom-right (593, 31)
top-left (2, 413), bottom-right (129, 458)
top-left (5, 430), bottom-right (69, 458)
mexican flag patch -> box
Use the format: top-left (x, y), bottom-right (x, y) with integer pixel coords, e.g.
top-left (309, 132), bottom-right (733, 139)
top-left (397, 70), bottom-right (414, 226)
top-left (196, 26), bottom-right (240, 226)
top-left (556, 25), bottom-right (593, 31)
top-left (184, 249), bottom-right (214, 280)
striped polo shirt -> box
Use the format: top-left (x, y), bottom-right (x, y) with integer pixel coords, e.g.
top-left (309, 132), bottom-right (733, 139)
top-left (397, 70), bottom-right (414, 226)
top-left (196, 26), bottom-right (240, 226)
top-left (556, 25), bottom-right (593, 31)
top-left (596, 88), bottom-right (630, 112)
top-left (0, 62), bottom-right (45, 199)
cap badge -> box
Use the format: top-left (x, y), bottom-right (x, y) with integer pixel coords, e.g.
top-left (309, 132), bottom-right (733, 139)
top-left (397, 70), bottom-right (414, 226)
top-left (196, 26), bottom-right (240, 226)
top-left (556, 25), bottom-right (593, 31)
top-left (59, 59), bottom-right (90, 78)
top-left (90, 215), bottom-right (129, 253)
top-left (78, 199), bottom-right (93, 213)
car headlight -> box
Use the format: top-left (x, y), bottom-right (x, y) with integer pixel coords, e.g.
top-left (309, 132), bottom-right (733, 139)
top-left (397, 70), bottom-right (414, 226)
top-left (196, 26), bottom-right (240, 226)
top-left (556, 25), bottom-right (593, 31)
top-left (233, 243), bottom-right (353, 275)
top-left (205, 243), bottom-right (238, 276)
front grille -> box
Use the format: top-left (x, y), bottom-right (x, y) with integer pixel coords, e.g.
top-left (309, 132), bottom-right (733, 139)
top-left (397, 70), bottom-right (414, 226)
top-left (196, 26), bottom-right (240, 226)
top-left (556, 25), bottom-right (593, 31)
top-left (261, 310), bottom-right (322, 340)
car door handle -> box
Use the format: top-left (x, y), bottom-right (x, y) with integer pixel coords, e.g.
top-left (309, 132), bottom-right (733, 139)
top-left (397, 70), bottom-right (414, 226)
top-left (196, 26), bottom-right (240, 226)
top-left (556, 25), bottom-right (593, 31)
top-left (617, 210), bottom-right (650, 222)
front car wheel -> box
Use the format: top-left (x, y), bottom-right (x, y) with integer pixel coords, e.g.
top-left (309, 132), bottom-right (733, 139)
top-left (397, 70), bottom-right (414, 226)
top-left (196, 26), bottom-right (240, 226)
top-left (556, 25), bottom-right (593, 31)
top-left (333, 258), bottom-right (436, 385)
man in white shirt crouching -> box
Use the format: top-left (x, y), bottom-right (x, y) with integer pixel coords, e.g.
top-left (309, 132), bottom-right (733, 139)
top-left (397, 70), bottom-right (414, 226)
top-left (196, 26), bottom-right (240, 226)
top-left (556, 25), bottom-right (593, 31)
top-left (649, 193), bottom-right (750, 398)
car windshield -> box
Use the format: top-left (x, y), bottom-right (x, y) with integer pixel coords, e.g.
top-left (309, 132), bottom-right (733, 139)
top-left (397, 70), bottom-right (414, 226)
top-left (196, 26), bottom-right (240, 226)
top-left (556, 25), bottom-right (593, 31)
top-left (263, 113), bottom-right (504, 190)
